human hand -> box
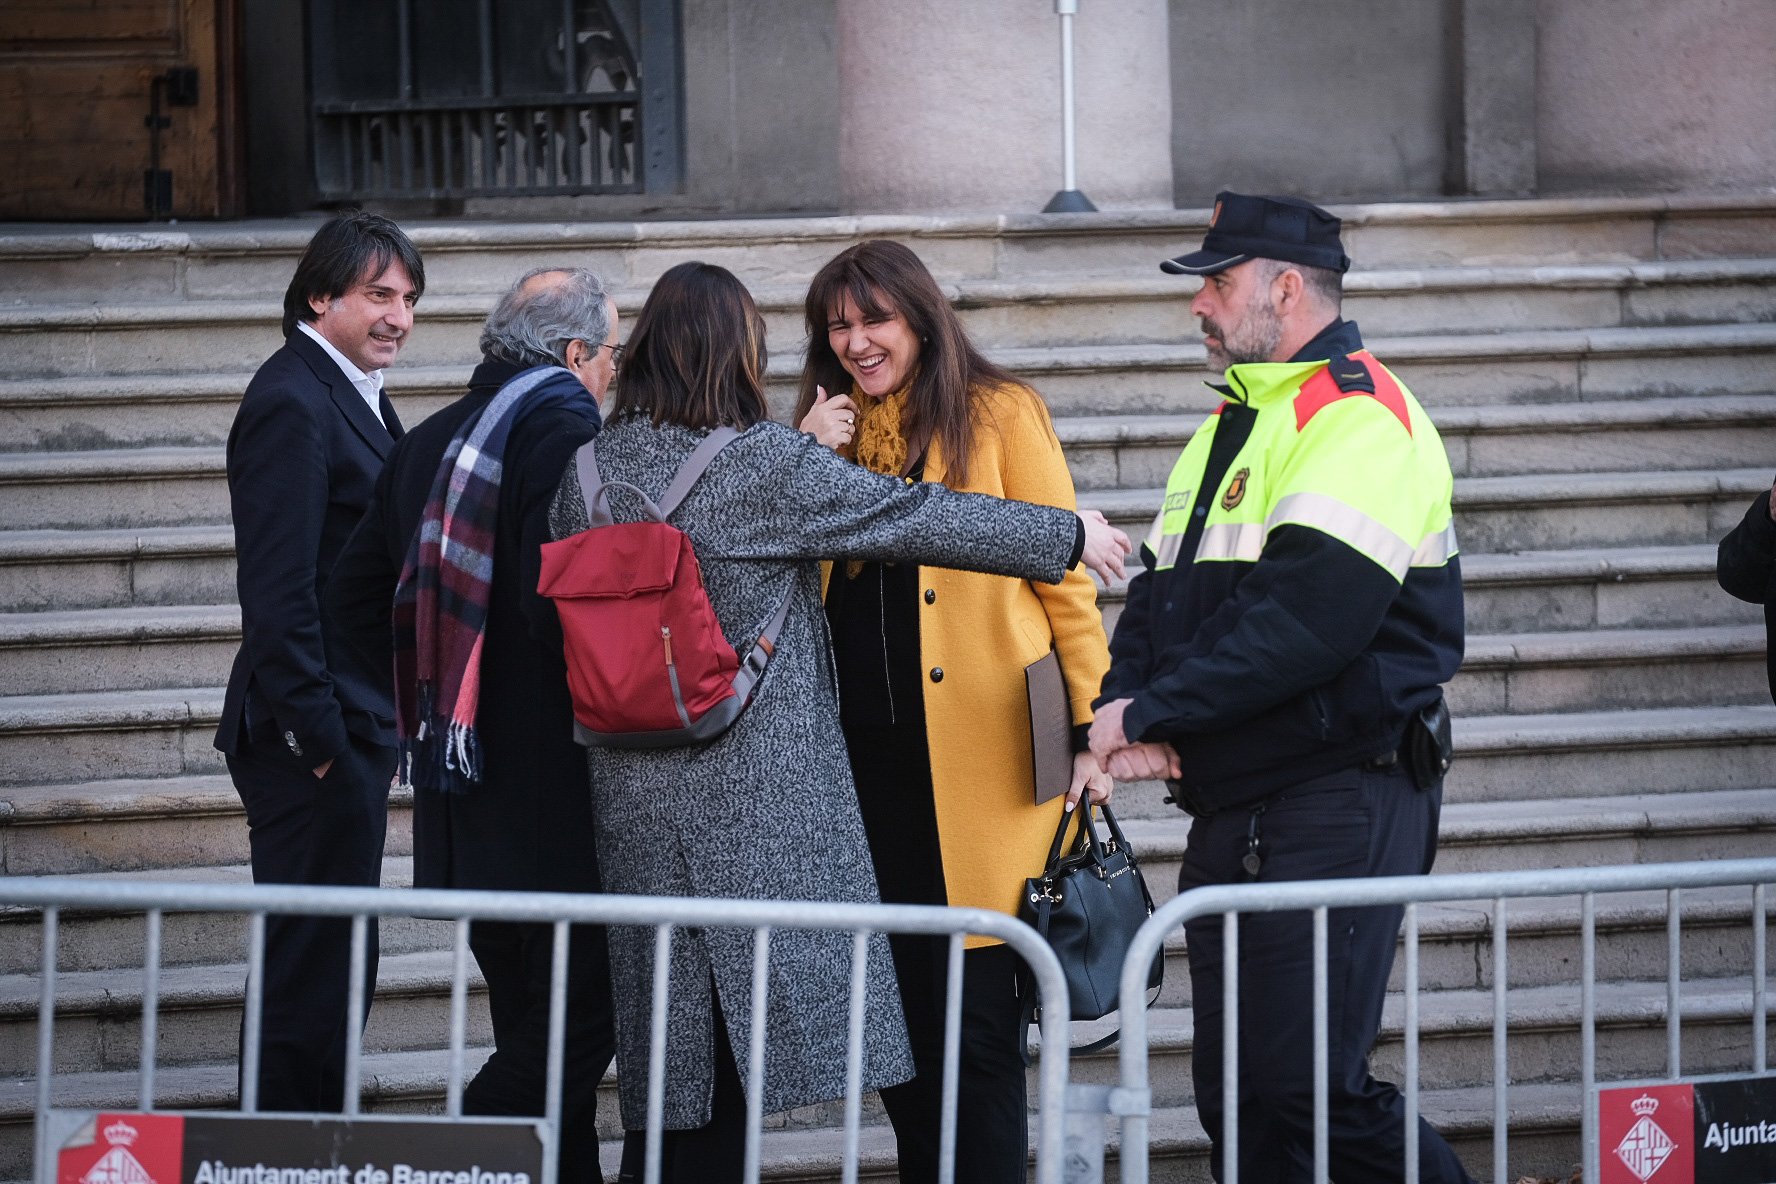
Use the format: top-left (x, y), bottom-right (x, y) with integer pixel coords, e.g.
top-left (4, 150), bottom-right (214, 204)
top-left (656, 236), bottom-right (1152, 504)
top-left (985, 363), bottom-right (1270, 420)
top-left (1064, 750), bottom-right (1114, 812)
top-left (1088, 697), bottom-right (1132, 760)
top-left (312, 757), bottom-right (334, 780)
top-left (797, 386), bottom-right (859, 451)
top-left (1105, 742), bottom-right (1182, 783)
top-left (1076, 510), bottom-right (1131, 584)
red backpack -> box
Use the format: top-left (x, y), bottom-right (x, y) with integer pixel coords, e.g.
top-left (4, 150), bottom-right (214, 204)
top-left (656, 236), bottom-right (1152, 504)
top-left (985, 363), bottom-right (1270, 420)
top-left (537, 427), bottom-right (789, 748)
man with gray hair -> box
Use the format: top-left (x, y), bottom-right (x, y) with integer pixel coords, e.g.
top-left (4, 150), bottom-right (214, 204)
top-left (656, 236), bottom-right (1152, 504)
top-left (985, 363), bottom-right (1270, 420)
top-left (326, 267), bottom-right (620, 1184)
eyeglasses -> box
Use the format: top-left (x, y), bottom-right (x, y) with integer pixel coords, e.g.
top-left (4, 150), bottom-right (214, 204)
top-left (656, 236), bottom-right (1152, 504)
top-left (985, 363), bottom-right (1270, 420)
top-left (598, 341), bottom-right (625, 370)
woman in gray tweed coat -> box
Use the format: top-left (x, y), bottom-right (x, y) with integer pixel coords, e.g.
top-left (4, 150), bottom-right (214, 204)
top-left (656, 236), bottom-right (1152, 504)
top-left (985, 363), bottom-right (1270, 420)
top-left (546, 261), bottom-right (1128, 1175)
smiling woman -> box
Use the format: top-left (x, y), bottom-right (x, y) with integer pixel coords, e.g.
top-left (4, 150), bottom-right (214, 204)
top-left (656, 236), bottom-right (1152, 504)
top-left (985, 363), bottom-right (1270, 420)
top-left (792, 239), bottom-right (1120, 1184)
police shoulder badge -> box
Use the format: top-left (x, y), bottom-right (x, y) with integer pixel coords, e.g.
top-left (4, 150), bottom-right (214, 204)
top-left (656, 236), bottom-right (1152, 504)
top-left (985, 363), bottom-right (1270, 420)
top-left (1220, 467), bottom-right (1249, 510)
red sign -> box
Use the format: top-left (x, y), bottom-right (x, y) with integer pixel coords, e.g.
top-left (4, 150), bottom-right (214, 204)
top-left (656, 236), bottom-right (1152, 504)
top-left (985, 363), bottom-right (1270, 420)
top-left (1599, 1084), bottom-right (1696, 1184)
top-left (56, 1113), bottom-right (187, 1184)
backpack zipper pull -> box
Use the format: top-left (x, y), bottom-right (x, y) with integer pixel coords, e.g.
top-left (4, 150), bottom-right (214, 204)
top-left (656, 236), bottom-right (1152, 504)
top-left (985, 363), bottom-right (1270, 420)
top-left (661, 625), bottom-right (674, 665)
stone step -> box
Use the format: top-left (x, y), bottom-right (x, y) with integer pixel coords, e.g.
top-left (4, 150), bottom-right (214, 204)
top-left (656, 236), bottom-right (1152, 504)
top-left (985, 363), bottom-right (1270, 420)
top-left (1447, 703), bottom-right (1776, 802)
top-left (1016, 322), bottom-right (1776, 418)
top-left (0, 605), bottom-right (239, 696)
top-left (0, 448), bottom-right (228, 531)
top-left (0, 947), bottom-right (492, 1079)
top-left (2, 577), bottom-right (1761, 708)
top-left (0, 526), bottom-right (236, 613)
top-left (1084, 468), bottom-right (1769, 566)
top-left (8, 431), bottom-right (1763, 540)
top-left (1102, 543), bottom-right (1761, 640)
top-left (1450, 623), bottom-right (1767, 715)
top-left (5, 522), bottom-right (1748, 645)
top-left (1057, 394), bottom-right (1776, 492)
top-left (4, 793), bottom-right (1766, 989)
top-left (5, 324), bottom-right (1774, 456)
top-left (3, 195), bottom-right (1772, 305)
top-left (0, 859), bottom-right (442, 977)
top-left (0, 773), bottom-right (415, 878)
top-left (1457, 544), bottom-right (1760, 635)
top-left (9, 256), bottom-right (1776, 385)
top-left (0, 686), bottom-right (224, 786)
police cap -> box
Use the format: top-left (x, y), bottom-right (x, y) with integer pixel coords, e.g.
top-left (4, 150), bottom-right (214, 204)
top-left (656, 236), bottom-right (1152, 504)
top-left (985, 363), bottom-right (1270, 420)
top-left (1160, 191), bottom-right (1351, 276)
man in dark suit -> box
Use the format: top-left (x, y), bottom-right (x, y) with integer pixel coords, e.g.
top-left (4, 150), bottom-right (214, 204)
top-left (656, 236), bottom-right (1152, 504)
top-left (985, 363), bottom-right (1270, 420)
top-left (216, 211), bottom-right (424, 1112)
top-left (325, 267), bottom-right (618, 1184)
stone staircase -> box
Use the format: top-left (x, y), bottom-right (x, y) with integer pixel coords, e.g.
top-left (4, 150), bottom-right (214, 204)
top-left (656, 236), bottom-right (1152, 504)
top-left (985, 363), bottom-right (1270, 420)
top-left (2, 195), bottom-right (1774, 1182)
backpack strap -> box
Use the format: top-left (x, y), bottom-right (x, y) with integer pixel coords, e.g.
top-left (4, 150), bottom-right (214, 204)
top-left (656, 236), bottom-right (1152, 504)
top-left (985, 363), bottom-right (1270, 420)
top-left (657, 426), bottom-right (742, 519)
top-left (574, 440), bottom-right (665, 527)
top-left (732, 588), bottom-right (793, 703)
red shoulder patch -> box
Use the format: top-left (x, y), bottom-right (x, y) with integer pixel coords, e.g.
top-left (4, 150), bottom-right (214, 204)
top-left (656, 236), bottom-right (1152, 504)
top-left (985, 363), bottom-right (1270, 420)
top-left (1293, 352), bottom-right (1411, 436)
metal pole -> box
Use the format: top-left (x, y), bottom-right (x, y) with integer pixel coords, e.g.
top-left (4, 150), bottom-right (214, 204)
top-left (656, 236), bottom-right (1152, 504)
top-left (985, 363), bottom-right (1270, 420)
top-left (1042, 0), bottom-right (1096, 213)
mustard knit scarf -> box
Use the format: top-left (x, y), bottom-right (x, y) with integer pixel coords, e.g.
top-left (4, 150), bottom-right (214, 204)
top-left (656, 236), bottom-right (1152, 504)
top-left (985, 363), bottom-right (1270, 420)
top-left (846, 385), bottom-right (914, 577)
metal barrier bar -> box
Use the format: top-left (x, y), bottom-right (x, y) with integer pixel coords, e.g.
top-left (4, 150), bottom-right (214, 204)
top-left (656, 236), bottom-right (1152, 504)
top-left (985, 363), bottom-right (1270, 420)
top-left (447, 918), bottom-right (471, 1117)
top-left (12, 879), bottom-right (1074, 1184)
top-left (543, 920), bottom-right (569, 1184)
top-left (744, 927), bottom-right (771, 1184)
top-left (140, 909), bottom-right (162, 1111)
top-left (841, 930), bottom-right (869, 1184)
top-left (1492, 897), bottom-right (1507, 1184)
top-left (1312, 907), bottom-right (1329, 1183)
top-left (1581, 892), bottom-right (1598, 1183)
top-left (1403, 903), bottom-right (1419, 1184)
top-left (1222, 911), bottom-right (1239, 1184)
top-left (242, 911), bottom-right (266, 1113)
top-left (34, 907), bottom-right (57, 1184)
top-left (1116, 858), bottom-right (1776, 1184)
top-left (1756, 883), bottom-right (1768, 1075)
top-left (1666, 887), bottom-right (1682, 1078)
top-left (938, 933), bottom-right (964, 1184)
top-left (644, 923), bottom-right (672, 1184)
top-left (344, 914), bottom-right (368, 1116)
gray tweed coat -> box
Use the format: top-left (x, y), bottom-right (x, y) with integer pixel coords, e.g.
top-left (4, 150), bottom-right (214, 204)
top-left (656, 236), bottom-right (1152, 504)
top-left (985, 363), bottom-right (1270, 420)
top-left (547, 416), bottom-right (1079, 1131)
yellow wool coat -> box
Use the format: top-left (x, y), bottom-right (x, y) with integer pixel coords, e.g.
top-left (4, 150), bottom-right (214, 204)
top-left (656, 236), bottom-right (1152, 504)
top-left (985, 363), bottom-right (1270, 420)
top-left (836, 382), bottom-right (1112, 947)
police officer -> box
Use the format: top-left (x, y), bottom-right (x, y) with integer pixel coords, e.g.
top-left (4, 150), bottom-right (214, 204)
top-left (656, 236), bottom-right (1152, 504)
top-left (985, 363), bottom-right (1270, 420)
top-left (1089, 192), bottom-right (1474, 1184)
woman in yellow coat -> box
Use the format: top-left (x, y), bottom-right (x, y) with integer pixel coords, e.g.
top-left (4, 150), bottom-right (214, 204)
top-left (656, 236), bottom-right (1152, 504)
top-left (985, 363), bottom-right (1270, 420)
top-left (794, 240), bottom-right (1124, 1183)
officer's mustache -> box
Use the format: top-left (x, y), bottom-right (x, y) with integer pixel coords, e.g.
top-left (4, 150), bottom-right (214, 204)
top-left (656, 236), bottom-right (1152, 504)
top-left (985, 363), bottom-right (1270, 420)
top-left (1199, 318), bottom-right (1223, 342)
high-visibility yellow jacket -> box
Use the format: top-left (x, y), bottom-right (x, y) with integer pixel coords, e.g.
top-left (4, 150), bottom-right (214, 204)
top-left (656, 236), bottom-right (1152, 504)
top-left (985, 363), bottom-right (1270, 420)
top-left (1098, 319), bottom-right (1463, 811)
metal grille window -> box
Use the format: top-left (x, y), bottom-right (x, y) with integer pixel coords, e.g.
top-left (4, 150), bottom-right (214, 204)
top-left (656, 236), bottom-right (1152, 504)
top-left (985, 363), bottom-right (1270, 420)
top-left (307, 0), bottom-right (683, 201)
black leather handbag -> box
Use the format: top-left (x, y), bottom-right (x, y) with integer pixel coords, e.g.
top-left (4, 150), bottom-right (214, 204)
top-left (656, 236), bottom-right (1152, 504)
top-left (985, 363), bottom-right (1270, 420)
top-left (1017, 802), bottom-right (1163, 1053)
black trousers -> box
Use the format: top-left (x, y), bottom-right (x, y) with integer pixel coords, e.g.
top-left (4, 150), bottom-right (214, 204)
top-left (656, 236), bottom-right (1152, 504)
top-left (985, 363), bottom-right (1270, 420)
top-left (1179, 765), bottom-right (1476, 1184)
top-left (880, 941), bottom-right (1028, 1184)
top-left (227, 731), bottom-right (394, 1112)
top-left (465, 921), bottom-right (617, 1184)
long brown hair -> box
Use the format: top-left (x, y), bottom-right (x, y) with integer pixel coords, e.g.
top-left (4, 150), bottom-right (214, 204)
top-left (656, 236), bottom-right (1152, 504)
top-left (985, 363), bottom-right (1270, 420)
top-left (795, 240), bottom-right (1020, 487)
top-left (606, 261), bottom-right (769, 430)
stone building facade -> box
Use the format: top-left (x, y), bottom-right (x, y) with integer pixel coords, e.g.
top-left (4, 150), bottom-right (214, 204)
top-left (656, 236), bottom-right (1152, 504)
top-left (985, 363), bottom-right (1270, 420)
top-left (2, 0), bottom-right (1771, 221)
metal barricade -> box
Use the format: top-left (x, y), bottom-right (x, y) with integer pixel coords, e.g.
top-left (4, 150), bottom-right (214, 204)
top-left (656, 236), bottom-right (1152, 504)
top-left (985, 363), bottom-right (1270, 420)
top-left (1114, 857), bottom-right (1776, 1184)
top-left (6, 878), bottom-right (1077, 1184)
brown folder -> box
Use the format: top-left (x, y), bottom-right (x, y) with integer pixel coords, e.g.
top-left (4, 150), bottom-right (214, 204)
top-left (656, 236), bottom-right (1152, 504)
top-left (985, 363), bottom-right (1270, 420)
top-left (1025, 650), bottom-right (1073, 805)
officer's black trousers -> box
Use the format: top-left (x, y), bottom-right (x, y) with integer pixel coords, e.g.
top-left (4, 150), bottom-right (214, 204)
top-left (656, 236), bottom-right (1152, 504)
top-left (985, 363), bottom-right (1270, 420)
top-left (465, 921), bottom-right (617, 1184)
top-left (228, 732), bottom-right (393, 1113)
top-left (1179, 765), bottom-right (1476, 1184)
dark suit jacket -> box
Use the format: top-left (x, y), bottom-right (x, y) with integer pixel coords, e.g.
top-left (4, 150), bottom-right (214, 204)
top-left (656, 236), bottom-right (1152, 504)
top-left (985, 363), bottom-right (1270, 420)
top-left (217, 330), bottom-right (402, 763)
top-left (324, 358), bottom-right (603, 892)
top-left (1717, 485), bottom-right (1776, 703)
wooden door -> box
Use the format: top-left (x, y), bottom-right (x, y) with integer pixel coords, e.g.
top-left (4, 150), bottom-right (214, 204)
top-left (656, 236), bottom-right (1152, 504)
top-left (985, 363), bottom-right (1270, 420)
top-left (0, 0), bottom-right (238, 220)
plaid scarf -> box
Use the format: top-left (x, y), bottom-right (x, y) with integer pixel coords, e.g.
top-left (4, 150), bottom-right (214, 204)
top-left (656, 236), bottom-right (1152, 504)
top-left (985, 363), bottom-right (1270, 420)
top-left (393, 363), bottom-right (599, 794)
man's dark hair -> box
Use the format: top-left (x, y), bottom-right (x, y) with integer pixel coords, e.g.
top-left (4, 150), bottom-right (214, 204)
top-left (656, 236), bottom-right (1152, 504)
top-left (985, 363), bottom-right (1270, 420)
top-left (281, 211), bottom-right (426, 338)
